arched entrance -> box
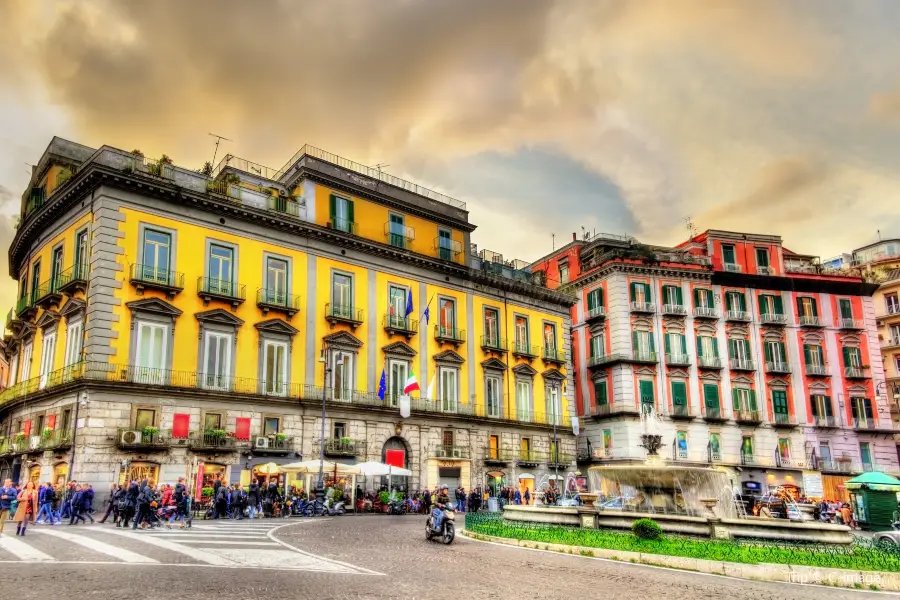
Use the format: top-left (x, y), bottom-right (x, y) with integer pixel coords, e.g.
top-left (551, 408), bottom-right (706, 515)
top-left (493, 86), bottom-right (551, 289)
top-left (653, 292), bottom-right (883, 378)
top-left (381, 436), bottom-right (411, 492)
top-left (126, 461), bottom-right (160, 485)
top-left (52, 462), bottom-right (68, 486)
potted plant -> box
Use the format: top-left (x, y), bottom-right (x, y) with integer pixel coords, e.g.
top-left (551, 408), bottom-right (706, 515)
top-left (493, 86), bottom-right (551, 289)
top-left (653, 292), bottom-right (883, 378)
top-left (378, 490), bottom-right (391, 512)
top-left (201, 487), bottom-right (213, 499)
top-left (275, 433), bottom-right (287, 442)
top-left (42, 427), bottom-right (52, 439)
top-left (142, 425), bottom-right (160, 438)
top-left (13, 432), bottom-right (26, 445)
top-left (131, 149), bottom-right (144, 158)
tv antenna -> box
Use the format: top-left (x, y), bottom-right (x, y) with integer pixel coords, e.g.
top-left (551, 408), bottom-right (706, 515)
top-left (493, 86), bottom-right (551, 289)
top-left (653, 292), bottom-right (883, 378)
top-left (209, 133), bottom-right (233, 168)
top-left (373, 163), bottom-right (389, 172)
top-left (683, 215), bottom-right (697, 238)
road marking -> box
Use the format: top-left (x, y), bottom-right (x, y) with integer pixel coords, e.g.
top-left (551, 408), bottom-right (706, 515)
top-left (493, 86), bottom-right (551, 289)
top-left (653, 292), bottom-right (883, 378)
top-left (266, 522), bottom-right (383, 575)
top-left (147, 532), bottom-right (264, 538)
top-left (177, 540), bottom-right (279, 546)
top-left (0, 535), bottom-right (55, 561)
top-left (96, 528), bottom-right (238, 566)
top-left (33, 528), bottom-right (158, 563)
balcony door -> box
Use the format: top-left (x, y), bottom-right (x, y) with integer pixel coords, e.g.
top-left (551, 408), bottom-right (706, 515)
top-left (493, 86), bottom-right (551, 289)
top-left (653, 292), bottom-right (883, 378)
top-left (388, 360), bottom-right (407, 408)
top-left (135, 322), bottom-right (167, 384)
top-left (388, 213), bottom-right (405, 248)
top-left (484, 308), bottom-right (499, 347)
top-left (208, 244), bottom-right (234, 296)
top-left (265, 257), bottom-right (287, 305)
top-left (486, 376), bottom-right (501, 418)
top-left (332, 351), bottom-right (353, 402)
top-left (771, 390), bottom-right (788, 419)
top-left (332, 273), bottom-right (352, 318)
top-left (388, 285), bottom-right (407, 328)
top-left (141, 230), bottom-right (171, 283)
top-left (202, 331), bottom-right (232, 390)
top-left (75, 229), bottom-right (89, 274)
top-left (263, 340), bottom-right (287, 396)
top-left (439, 368), bottom-right (458, 413)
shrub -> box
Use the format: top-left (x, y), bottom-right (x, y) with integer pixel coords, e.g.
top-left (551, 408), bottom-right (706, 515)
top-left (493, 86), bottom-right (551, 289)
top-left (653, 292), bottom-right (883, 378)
top-left (201, 487), bottom-right (213, 498)
top-left (632, 518), bottom-right (663, 540)
top-left (378, 491), bottom-right (391, 505)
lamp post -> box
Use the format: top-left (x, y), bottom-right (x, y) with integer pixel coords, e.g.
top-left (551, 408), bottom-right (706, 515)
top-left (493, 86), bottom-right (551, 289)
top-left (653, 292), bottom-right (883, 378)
top-left (316, 342), bottom-right (331, 502)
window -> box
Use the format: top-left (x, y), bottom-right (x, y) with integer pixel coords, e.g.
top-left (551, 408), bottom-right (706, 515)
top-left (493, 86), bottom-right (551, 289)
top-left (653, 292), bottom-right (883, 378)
top-left (135, 408), bottom-right (157, 430)
top-left (838, 298), bottom-right (853, 321)
top-left (135, 322), bottom-right (167, 384)
top-left (860, 442), bottom-right (872, 467)
top-left (264, 257), bottom-right (288, 305)
top-left (486, 376), bottom-right (501, 418)
top-left (740, 436), bottom-right (754, 459)
top-left (207, 244), bottom-right (234, 295)
top-left (520, 437), bottom-right (531, 459)
top-left (484, 308), bottom-right (500, 346)
top-left (39, 333), bottom-right (56, 389)
top-left (488, 435), bottom-right (499, 459)
top-left (546, 385), bottom-right (562, 426)
top-left (842, 345), bottom-right (862, 368)
top-left (670, 380), bottom-right (687, 410)
top-left (772, 390), bottom-right (789, 417)
top-left (676, 431), bottom-right (688, 458)
top-left (732, 387), bottom-right (756, 412)
top-left (74, 229), bottom-right (89, 273)
top-left (594, 379), bottom-right (608, 407)
top-left (263, 340), bottom-right (287, 396)
top-left (797, 296), bottom-right (818, 318)
top-left (804, 344), bottom-right (824, 366)
top-left (204, 412), bottom-right (222, 431)
top-left (437, 229), bottom-right (453, 261)
top-left (332, 351), bottom-right (353, 402)
top-left (333, 422), bottom-right (346, 439)
top-left (8, 352), bottom-right (18, 387)
top-left (516, 380), bottom-right (531, 420)
top-left (759, 294), bottom-right (784, 316)
top-left (558, 259), bottom-right (569, 284)
top-left (630, 282), bottom-right (651, 304)
top-left (818, 441), bottom-right (832, 463)
top-left (696, 335), bottom-right (719, 360)
top-left (665, 332), bottom-right (687, 358)
top-left (703, 384), bottom-right (720, 413)
top-left (440, 368), bottom-right (458, 413)
top-left (889, 324), bottom-right (900, 345)
top-left (728, 338), bottom-right (750, 360)
top-left (602, 429), bottom-right (612, 453)
top-left (662, 284), bottom-right (683, 307)
top-left (60, 409), bottom-right (71, 433)
top-left (632, 330), bottom-right (654, 357)
top-left (329, 194), bottom-right (354, 233)
top-left (438, 298), bottom-right (456, 337)
top-left (30, 261), bottom-right (41, 302)
top-left (887, 293), bottom-right (899, 314)
top-left (263, 417), bottom-right (280, 436)
top-left (388, 359), bottom-right (408, 407)
top-left (514, 316), bottom-right (529, 350)
top-left (388, 285), bottom-right (407, 328)
top-left (708, 433), bottom-right (721, 459)
top-left (722, 244), bottom-right (736, 265)
top-left (202, 331), bottom-right (232, 390)
top-left (543, 323), bottom-right (557, 353)
top-left (141, 229), bottom-right (171, 282)
top-left (725, 291), bottom-right (746, 313)
top-left (693, 288), bottom-right (713, 308)
top-left (388, 213), bottom-right (406, 248)
top-left (332, 272), bottom-right (353, 318)
top-left (586, 288), bottom-right (604, 314)
top-left (850, 396), bottom-right (874, 426)
top-left (442, 430), bottom-right (455, 447)
top-left (64, 320), bottom-right (83, 366)
top-left (35, 415), bottom-right (44, 436)
top-left (755, 247), bottom-right (769, 270)
top-left (590, 333), bottom-right (605, 358)
top-left (810, 394), bottom-right (833, 421)
top-left (21, 343), bottom-right (33, 382)
top-left (18, 273), bottom-right (27, 302)
top-left (777, 438), bottom-right (791, 461)
top-left (51, 246), bottom-right (63, 286)
top-left (764, 340), bottom-right (787, 366)
top-left (638, 380), bottom-right (654, 411)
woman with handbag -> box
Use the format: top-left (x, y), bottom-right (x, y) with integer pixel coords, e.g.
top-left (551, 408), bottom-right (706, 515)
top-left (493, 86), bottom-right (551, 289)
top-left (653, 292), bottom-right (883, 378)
top-left (15, 481), bottom-right (40, 536)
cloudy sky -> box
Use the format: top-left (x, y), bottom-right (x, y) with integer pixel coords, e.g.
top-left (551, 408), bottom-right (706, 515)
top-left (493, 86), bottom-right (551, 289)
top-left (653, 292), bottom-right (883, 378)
top-left (2, 0), bottom-right (899, 309)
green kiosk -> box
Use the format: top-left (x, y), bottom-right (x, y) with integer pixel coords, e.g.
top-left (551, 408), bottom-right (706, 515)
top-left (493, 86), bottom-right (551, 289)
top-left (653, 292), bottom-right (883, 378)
top-left (845, 472), bottom-right (900, 531)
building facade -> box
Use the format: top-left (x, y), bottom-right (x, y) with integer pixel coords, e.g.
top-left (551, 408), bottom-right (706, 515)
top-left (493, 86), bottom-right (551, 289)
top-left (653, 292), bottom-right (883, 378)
top-left (532, 229), bottom-right (900, 502)
top-left (0, 138), bottom-right (576, 499)
top-left (873, 269), bottom-right (900, 432)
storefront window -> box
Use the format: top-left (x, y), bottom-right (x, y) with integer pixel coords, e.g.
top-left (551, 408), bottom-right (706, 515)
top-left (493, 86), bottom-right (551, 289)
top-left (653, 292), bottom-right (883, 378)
top-left (202, 463), bottom-right (227, 488)
top-left (127, 462), bottom-right (160, 485)
top-left (52, 463), bottom-right (68, 486)
top-left (28, 465), bottom-right (41, 484)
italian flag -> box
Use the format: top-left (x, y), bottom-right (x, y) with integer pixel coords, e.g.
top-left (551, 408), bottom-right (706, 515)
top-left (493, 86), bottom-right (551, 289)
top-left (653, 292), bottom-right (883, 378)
top-left (403, 369), bottom-right (420, 394)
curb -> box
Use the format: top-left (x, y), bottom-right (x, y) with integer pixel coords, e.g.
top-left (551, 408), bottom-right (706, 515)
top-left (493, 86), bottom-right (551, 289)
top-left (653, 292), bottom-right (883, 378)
top-left (461, 529), bottom-right (899, 592)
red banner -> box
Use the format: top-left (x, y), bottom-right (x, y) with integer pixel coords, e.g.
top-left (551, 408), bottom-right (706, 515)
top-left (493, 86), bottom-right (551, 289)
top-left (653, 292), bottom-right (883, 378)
top-left (23, 420), bottom-right (31, 436)
top-left (195, 462), bottom-right (205, 501)
top-left (172, 413), bottom-right (190, 439)
top-left (385, 449), bottom-right (405, 468)
top-left (235, 418), bottom-right (251, 440)
top-left (47, 414), bottom-right (56, 430)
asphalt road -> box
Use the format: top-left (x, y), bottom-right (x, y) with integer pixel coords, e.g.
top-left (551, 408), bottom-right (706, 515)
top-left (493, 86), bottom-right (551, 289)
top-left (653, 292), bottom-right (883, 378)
top-left (0, 515), bottom-right (886, 599)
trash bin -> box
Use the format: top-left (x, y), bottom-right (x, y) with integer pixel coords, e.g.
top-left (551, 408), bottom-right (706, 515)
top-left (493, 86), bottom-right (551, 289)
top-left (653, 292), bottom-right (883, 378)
top-left (488, 497), bottom-right (499, 512)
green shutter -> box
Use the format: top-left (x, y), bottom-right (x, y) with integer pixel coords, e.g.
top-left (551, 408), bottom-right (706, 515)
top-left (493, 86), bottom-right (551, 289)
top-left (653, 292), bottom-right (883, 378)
top-left (630, 282), bottom-right (637, 302)
top-left (732, 388), bottom-right (740, 410)
top-left (772, 390), bottom-right (788, 415)
top-left (824, 396), bottom-right (833, 417)
top-left (778, 342), bottom-right (787, 363)
top-left (693, 288), bottom-right (701, 308)
top-left (864, 398), bottom-right (874, 419)
top-left (809, 396), bottom-right (819, 417)
top-left (749, 389), bottom-right (757, 411)
top-left (594, 380), bottom-right (608, 406)
top-left (811, 297), bottom-right (818, 317)
top-left (672, 381), bottom-right (687, 405)
top-left (680, 335), bottom-right (687, 355)
top-left (639, 380), bottom-right (655, 405)
top-left (705, 289), bottom-right (713, 307)
top-left (696, 336), bottom-right (703, 357)
top-left (738, 293), bottom-right (747, 312)
top-left (764, 342), bottom-right (773, 362)
top-left (796, 296), bottom-right (803, 317)
top-left (632, 330), bottom-right (638, 352)
top-left (587, 289), bottom-right (596, 311)
top-left (773, 295), bottom-right (784, 315)
top-left (703, 384), bottom-right (719, 410)
top-left (711, 338), bottom-right (719, 358)
top-left (329, 194), bottom-right (336, 220)
top-left (842, 346), bottom-right (851, 367)
top-left (803, 344), bottom-right (811, 366)
top-left (727, 338), bottom-right (736, 359)
top-left (347, 199), bottom-right (354, 223)
top-left (649, 332), bottom-right (655, 353)
top-left (840, 299), bottom-right (852, 319)
top-left (643, 283), bottom-right (652, 302)
top-left (675, 286), bottom-right (683, 305)
top-left (664, 333), bottom-right (671, 355)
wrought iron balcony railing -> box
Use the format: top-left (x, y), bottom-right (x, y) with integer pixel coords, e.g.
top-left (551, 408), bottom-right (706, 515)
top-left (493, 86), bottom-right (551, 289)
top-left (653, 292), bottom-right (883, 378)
top-left (729, 359), bottom-right (755, 371)
top-left (844, 367), bottom-right (870, 379)
top-left (480, 335), bottom-right (506, 352)
top-left (630, 301), bottom-right (656, 313)
top-left (799, 315), bottom-right (823, 327)
top-left (693, 307), bottom-right (719, 319)
top-left (725, 310), bottom-right (751, 322)
top-left (435, 325), bottom-right (466, 344)
top-left (188, 431), bottom-right (238, 451)
top-left (328, 218), bottom-right (358, 234)
top-left (632, 350), bottom-right (658, 363)
top-left (512, 343), bottom-right (539, 358)
top-left (256, 288), bottom-right (301, 317)
top-left (703, 406), bottom-right (728, 421)
top-left (723, 263), bottom-right (742, 272)
top-left (772, 412), bottom-right (796, 427)
top-left (384, 314), bottom-right (419, 337)
top-left (734, 410), bottom-right (762, 424)
top-left (322, 438), bottom-right (365, 457)
top-left (812, 415), bottom-right (838, 428)
top-left (117, 428), bottom-right (169, 450)
top-left (434, 237), bottom-right (462, 261)
top-left (585, 306), bottom-right (606, 321)
top-left (385, 222), bottom-right (416, 249)
top-left (697, 356), bottom-right (723, 369)
top-left (838, 318), bottom-right (864, 330)
top-left (765, 361), bottom-right (791, 374)
top-left (665, 353), bottom-right (691, 366)
top-left (129, 264), bottom-right (185, 295)
top-left (57, 263), bottom-right (89, 295)
top-left (198, 277), bottom-right (247, 306)
top-left (325, 303), bottom-right (364, 327)
top-left (662, 304), bottom-right (687, 316)
top-left (542, 347), bottom-right (565, 364)
top-left (760, 313), bottom-right (787, 325)
top-left (253, 434), bottom-right (294, 453)
top-left (430, 445), bottom-right (470, 459)
top-left (805, 364), bottom-right (830, 376)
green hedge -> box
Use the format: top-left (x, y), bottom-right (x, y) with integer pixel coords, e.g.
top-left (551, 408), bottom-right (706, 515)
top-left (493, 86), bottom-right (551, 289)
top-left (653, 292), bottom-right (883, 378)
top-left (465, 513), bottom-right (900, 572)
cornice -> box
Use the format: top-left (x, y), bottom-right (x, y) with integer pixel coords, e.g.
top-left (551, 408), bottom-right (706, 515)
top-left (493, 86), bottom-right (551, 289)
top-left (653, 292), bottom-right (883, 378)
top-left (561, 261), bottom-right (713, 291)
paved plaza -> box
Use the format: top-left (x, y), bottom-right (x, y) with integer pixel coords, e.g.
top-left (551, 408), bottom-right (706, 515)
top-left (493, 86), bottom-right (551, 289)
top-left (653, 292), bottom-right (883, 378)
top-left (0, 515), bottom-right (885, 599)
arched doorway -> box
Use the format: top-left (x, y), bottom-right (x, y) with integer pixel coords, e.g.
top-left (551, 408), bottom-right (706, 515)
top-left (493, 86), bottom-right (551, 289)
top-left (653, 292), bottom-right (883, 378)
top-left (126, 461), bottom-right (160, 485)
top-left (52, 462), bottom-right (68, 486)
top-left (27, 464), bottom-right (41, 484)
top-left (381, 437), bottom-right (410, 492)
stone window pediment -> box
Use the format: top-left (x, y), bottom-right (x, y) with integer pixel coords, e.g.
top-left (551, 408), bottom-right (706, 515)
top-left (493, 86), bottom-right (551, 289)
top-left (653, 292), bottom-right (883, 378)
top-left (434, 349), bottom-right (465, 365)
top-left (634, 366), bottom-right (656, 376)
top-left (768, 378), bottom-right (789, 388)
top-left (254, 318), bottom-right (299, 338)
top-left (632, 316), bottom-right (653, 329)
top-left (699, 370), bottom-right (721, 382)
top-left (667, 368), bottom-right (689, 379)
top-left (695, 324), bottom-right (717, 336)
top-left (127, 298), bottom-right (184, 322)
top-left (481, 357), bottom-right (507, 372)
top-left (809, 381), bottom-right (828, 392)
top-left (511, 362), bottom-right (537, 377)
top-left (541, 368), bottom-right (565, 382)
top-left (382, 340), bottom-right (416, 359)
top-left (324, 330), bottom-right (364, 351)
top-left (800, 332), bottom-right (824, 345)
top-left (731, 375), bottom-right (754, 385)
top-left (663, 321), bottom-right (685, 333)
top-left (847, 383), bottom-right (868, 394)
top-left (762, 331), bottom-right (783, 342)
top-left (35, 310), bottom-right (61, 331)
top-left (839, 333), bottom-right (861, 345)
top-left (16, 323), bottom-right (36, 342)
top-left (195, 308), bottom-right (245, 327)
top-left (59, 298), bottom-right (86, 321)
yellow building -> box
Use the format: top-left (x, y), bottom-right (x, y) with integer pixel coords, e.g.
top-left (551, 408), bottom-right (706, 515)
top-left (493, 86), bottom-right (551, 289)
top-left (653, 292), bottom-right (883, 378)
top-left (874, 269), bottom-right (900, 428)
top-left (0, 138), bottom-right (575, 499)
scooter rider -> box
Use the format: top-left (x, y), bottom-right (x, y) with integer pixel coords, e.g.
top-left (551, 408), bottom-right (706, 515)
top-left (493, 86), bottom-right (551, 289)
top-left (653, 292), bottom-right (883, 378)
top-left (432, 484), bottom-right (452, 532)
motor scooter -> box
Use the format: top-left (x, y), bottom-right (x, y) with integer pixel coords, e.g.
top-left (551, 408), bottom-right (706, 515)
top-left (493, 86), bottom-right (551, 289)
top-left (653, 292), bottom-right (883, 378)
top-left (388, 498), bottom-right (408, 515)
top-left (425, 506), bottom-right (455, 544)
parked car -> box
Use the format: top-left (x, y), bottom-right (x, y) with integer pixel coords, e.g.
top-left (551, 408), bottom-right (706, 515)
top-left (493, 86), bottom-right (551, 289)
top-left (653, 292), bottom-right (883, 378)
top-left (874, 530), bottom-right (900, 549)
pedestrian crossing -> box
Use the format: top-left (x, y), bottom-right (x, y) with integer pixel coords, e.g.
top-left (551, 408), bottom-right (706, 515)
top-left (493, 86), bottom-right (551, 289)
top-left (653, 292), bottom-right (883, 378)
top-left (0, 519), bottom-right (379, 574)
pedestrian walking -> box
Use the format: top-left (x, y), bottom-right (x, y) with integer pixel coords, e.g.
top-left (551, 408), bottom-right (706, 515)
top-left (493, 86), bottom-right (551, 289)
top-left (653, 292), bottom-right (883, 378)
top-left (215, 482), bottom-right (228, 519)
top-left (524, 488), bottom-right (531, 505)
top-left (423, 489), bottom-right (432, 516)
top-left (133, 479), bottom-right (152, 529)
top-left (247, 481), bottom-right (260, 519)
top-left (99, 484), bottom-right (119, 524)
top-left (168, 477), bottom-right (188, 528)
top-left (14, 481), bottom-right (39, 536)
top-left (0, 478), bottom-right (16, 536)
top-left (69, 484), bottom-right (86, 524)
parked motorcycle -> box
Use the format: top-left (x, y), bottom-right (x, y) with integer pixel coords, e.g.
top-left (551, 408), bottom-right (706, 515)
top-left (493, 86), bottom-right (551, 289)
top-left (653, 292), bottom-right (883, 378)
top-left (388, 499), bottom-right (408, 515)
top-left (425, 507), bottom-right (455, 544)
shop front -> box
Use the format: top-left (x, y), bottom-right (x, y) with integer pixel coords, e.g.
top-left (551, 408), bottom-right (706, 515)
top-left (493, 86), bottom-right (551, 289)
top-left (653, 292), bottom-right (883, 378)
top-left (823, 474), bottom-right (852, 503)
top-left (427, 458), bottom-right (470, 491)
top-left (518, 473), bottom-right (535, 503)
top-left (485, 471), bottom-right (506, 497)
top-left (52, 462), bottom-right (68, 486)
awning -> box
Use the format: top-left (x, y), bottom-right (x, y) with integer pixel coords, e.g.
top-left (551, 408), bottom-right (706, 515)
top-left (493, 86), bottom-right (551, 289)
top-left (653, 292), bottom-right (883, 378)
top-left (845, 471), bottom-right (900, 491)
top-left (486, 471), bottom-right (505, 478)
top-left (354, 461), bottom-right (412, 477)
top-left (518, 473), bottom-right (535, 480)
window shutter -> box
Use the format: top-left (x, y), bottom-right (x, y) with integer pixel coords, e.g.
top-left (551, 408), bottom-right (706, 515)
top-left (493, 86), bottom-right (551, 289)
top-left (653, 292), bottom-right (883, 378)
top-left (778, 342), bottom-right (787, 363)
top-left (672, 381), bottom-right (686, 405)
top-left (329, 194), bottom-right (336, 220)
top-left (764, 342), bottom-right (773, 362)
top-left (680, 335), bottom-right (687, 355)
top-left (840, 299), bottom-right (852, 319)
top-left (824, 396), bottom-right (833, 416)
top-left (773, 295), bottom-right (784, 315)
top-left (741, 339), bottom-right (750, 358)
top-left (864, 398), bottom-right (874, 419)
top-left (696, 336), bottom-right (703, 357)
top-left (629, 282), bottom-right (637, 301)
top-left (728, 339), bottom-right (736, 359)
top-left (597, 288), bottom-right (604, 308)
top-left (711, 339), bottom-right (719, 358)
top-left (649, 332), bottom-right (655, 353)
top-left (643, 283), bottom-right (652, 301)
top-left (631, 330), bottom-right (638, 352)
top-left (235, 417), bottom-right (251, 441)
top-left (704, 384), bottom-right (718, 409)
top-left (347, 199), bottom-right (354, 223)
top-left (587, 290), bottom-right (596, 311)
top-left (23, 420), bottom-right (31, 436)
top-left (749, 389), bottom-right (757, 411)
top-left (732, 388), bottom-right (740, 410)
top-left (693, 288), bottom-right (701, 308)
top-left (811, 298), bottom-right (818, 317)
top-left (172, 413), bottom-right (190, 439)
top-left (738, 293), bottom-right (746, 312)
top-left (809, 396), bottom-right (819, 417)
top-left (850, 400), bottom-right (859, 420)
top-left (595, 380), bottom-right (608, 406)
top-left (842, 346), bottom-right (851, 367)
top-left (803, 344), bottom-right (811, 366)
top-left (675, 286), bottom-right (683, 305)
top-left (639, 380), bottom-right (654, 404)
top-left (664, 333), bottom-right (671, 355)
top-left (796, 296), bottom-right (803, 317)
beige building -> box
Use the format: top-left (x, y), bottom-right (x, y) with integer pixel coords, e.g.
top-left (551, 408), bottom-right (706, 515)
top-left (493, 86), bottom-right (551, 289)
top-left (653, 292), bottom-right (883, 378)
top-left (874, 268), bottom-right (900, 431)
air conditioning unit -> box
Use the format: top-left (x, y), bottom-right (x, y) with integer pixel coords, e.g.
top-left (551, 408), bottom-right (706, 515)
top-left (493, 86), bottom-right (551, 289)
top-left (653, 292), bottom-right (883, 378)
top-left (30, 436), bottom-right (41, 450)
top-left (451, 448), bottom-right (462, 458)
top-left (255, 436), bottom-right (269, 449)
top-left (121, 430), bottom-right (142, 445)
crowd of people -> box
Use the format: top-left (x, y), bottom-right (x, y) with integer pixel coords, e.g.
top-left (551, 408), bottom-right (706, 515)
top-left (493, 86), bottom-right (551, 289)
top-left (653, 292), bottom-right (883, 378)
top-left (0, 478), bottom-right (100, 535)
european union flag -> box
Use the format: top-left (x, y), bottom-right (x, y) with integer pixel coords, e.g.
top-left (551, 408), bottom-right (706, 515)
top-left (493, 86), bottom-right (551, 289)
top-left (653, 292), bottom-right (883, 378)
top-left (405, 289), bottom-right (413, 317)
top-left (423, 306), bottom-right (430, 325)
top-left (377, 369), bottom-right (386, 401)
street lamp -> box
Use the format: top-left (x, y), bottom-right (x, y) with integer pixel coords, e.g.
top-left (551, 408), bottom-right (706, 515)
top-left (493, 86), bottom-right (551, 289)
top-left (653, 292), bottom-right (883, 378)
top-left (316, 343), bottom-right (331, 502)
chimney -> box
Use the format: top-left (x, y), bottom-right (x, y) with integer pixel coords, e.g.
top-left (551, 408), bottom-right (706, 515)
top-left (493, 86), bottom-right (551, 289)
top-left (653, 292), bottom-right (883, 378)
top-left (572, 232), bottom-right (576, 242)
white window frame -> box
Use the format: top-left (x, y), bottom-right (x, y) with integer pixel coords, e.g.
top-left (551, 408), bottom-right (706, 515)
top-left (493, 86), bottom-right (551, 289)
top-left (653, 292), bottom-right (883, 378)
top-left (486, 375), bottom-right (501, 418)
top-left (700, 336), bottom-right (716, 357)
top-left (64, 320), bottom-right (84, 367)
top-left (439, 367), bottom-right (458, 413)
top-left (263, 340), bottom-right (288, 396)
top-left (546, 385), bottom-right (562, 426)
top-left (635, 330), bottom-right (652, 353)
top-left (808, 345), bottom-right (824, 367)
top-left (21, 343), bottom-right (33, 383)
top-left (516, 380), bottom-right (532, 421)
top-left (735, 387), bottom-right (753, 410)
top-left (388, 359), bottom-right (408, 408)
top-left (8, 352), bottom-right (18, 387)
top-left (135, 322), bottom-right (167, 384)
top-left (202, 330), bottom-right (233, 391)
top-left (332, 351), bottom-right (354, 402)
top-left (731, 338), bottom-right (750, 360)
top-left (39, 332), bottom-right (56, 389)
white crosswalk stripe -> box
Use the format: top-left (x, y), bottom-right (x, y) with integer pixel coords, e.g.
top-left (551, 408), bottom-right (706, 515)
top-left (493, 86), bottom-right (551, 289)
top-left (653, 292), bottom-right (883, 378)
top-left (0, 519), bottom-right (379, 574)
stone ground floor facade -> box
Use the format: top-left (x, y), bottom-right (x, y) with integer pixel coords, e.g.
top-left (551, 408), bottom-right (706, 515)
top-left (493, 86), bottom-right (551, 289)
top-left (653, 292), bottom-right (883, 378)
top-left (0, 385), bottom-right (576, 503)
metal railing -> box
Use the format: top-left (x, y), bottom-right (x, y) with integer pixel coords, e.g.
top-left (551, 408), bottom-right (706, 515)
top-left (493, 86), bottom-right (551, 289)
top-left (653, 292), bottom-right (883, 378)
top-left (430, 445), bottom-right (470, 459)
top-left (757, 266), bottom-right (773, 275)
top-left (812, 415), bottom-right (837, 427)
top-left (670, 404), bottom-right (692, 418)
top-left (838, 318), bottom-right (864, 330)
top-left (884, 336), bottom-right (900, 350)
top-left (725, 310), bottom-right (750, 321)
top-left (632, 350), bottom-right (657, 363)
top-left (693, 307), bottom-right (718, 319)
top-left (128, 156), bottom-right (176, 180)
top-left (662, 304), bottom-right (687, 315)
top-left (585, 306), bottom-right (606, 321)
top-left (480, 335), bottom-right (506, 352)
top-left (729, 359), bottom-right (755, 371)
top-left (328, 218), bottom-right (357, 234)
top-left (129, 264), bottom-right (185, 289)
top-left (435, 325), bottom-right (466, 343)
top-left (703, 407), bottom-right (727, 420)
top-left (665, 353), bottom-right (691, 366)
top-left (765, 361), bottom-right (791, 374)
top-left (257, 288), bottom-right (301, 311)
top-left (592, 403), bottom-right (640, 418)
top-left (515, 450), bottom-right (541, 464)
top-left (799, 315), bottom-right (822, 327)
top-left (266, 195), bottom-right (302, 218)
top-left (630, 301), bottom-right (655, 312)
top-left (772, 412), bottom-right (795, 426)
top-left (57, 263), bottom-right (89, 291)
top-left (434, 237), bottom-right (462, 261)
top-left (484, 446), bottom-right (517, 461)
top-left (253, 435), bottom-right (294, 452)
top-left (734, 410), bottom-right (762, 424)
top-left (547, 452), bottom-right (573, 466)
top-left (384, 314), bottom-right (419, 335)
top-left (385, 222), bottom-right (416, 248)
top-left (542, 347), bottom-right (565, 363)
top-left (512, 343), bottom-right (538, 357)
top-left (39, 430), bottom-right (72, 450)
top-left (805, 364), bottom-right (829, 376)
top-left (325, 303), bottom-right (364, 324)
top-left (117, 427), bottom-right (169, 449)
top-left (723, 263), bottom-right (742, 272)
top-left (844, 367), bottom-right (869, 379)
top-left (197, 277), bottom-right (246, 300)
top-left (33, 277), bottom-right (61, 305)
top-left (188, 431), bottom-right (238, 450)
top-left (697, 356), bottom-right (723, 369)
top-left (760, 313), bottom-right (787, 325)
top-left (587, 353), bottom-right (629, 368)
top-left (321, 438), bottom-right (365, 456)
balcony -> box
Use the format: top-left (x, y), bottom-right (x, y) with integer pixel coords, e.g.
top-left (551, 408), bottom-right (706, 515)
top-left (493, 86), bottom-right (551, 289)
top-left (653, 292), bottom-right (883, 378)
top-left (547, 453), bottom-right (573, 468)
top-left (697, 356), bottom-right (723, 369)
top-left (39, 430), bottom-right (72, 451)
top-left (117, 428), bottom-right (169, 451)
top-left (15, 295), bottom-right (35, 319)
top-left (757, 266), bottom-right (774, 275)
top-left (725, 310), bottom-right (751, 322)
top-left (253, 434), bottom-right (295, 455)
top-left (877, 305), bottom-right (900, 321)
top-left (805, 364), bottom-right (830, 377)
top-left (811, 415), bottom-right (838, 428)
top-left (325, 303), bottom-right (364, 329)
top-left (760, 313), bottom-right (787, 326)
top-left (516, 450), bottom-right (541, 467)
top-left (327, 218), bottom-right (358, 235)
top-left (592, 404), bottom-right (640, 419)
top-left (33, 277), bottom-right (63, 310)
top-left (586, 353), bottom-right (630, 369)
top-left (819, 458), bottom-right (857, 474)
top-left (774, 456), bottom-right (806, 469)
top-left (662, 304), bottom-right (687, 316)
top-left (883, 336), bottom-right (900, 351)
top-left (838, 318), bottom-right (864, 330)
top-left (630, 301), bottom-right (656, 313)
top-left (729, 359), bottom-right (755, 371)
top-left (693, 307), bottom-right (719, 319)
top-left (723, 263), bottom-right (742, 273)
top-left (385, 222), bottom-right (415, 249)
top-left (435, 325), bottom-right (466, 346)
top-left (665, 353), bottom-right (691, 366)
top-left (852, 417), bottom-right (897, 433)
top-left (322, 438), bottom-right (365, 457)
top-left (844, 367), bottom-right (870, 379)
top-left (702, 407), bottom-right (729, 422)
top-left (434, 237), bottom-right (462, 262)
top-left (480, 335), bottom-right (507, 353)
top-left (430, 445), bottom-right (469, 459)
top-left (384, 314), bottom-right (419, 338)
top-left (798, 315), bottom-right (823, 327)
top-left (197, 277), bottom-right (246, 308)
top-left (256, 289), bottom-right (301, 319)
top-left (512, 343), bottom-right (539, 359)
top-left (57, 263), bottom-right (89, 296)
top-left (734, 410), bottom-right (762, 425)
top-left (265, 195), bottom-right (303, 218)
top-left (668, 404), bottom-right (695, 420)
top-left (188, 431), bottom-right (239, 452)
top-left (129, 264), bottom-right (184, 298)
top-left (632, 350), bottom-right (658, 364)
top-left (542, 347), bottom-right (565, 365)
top-left (484, 446), bottom-right (516, 465)
top-left (585, 306), bottom-right (606, 323)
top-left (772, 413), bottom-right (797, 428)
top-left (765, 361), bottom-right (791, 374)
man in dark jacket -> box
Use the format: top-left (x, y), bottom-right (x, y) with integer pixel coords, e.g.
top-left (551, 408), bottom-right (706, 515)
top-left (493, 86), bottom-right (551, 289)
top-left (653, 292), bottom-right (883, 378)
top-left (69, 485), bottom-right (85, 524)
top-left (132, 479), bottom-right (152, 529)
top-left (215, 483), bottom-right (228, 520)
top-left (98, 484), bottom-right (118, 524)
top-left (248, 482), bottom-right (260, 519)
top-left (229, 485), bottom-right (242, 519)
top-left (122, 481), bottom-right (139, 527)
